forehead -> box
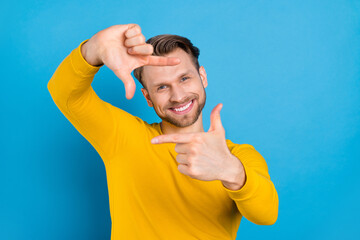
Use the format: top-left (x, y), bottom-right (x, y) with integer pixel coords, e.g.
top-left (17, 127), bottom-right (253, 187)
top-left (142, 48), bottom-right (198, 87)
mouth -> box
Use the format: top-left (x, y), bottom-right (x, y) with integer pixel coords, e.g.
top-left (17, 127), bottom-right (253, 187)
top-left (168, 99), bottom-right (194, 115)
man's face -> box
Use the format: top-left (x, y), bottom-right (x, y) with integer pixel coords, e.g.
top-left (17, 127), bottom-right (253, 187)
top-left (141, 48), bottom-right (208, 128)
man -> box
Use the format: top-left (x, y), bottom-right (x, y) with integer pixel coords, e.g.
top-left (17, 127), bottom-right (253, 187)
top-left (48, 24), bottom-right (278, 240)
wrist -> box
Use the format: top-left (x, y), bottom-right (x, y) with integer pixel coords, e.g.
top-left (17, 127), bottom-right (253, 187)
top-left (220, 154), bottom-right (246, 191)
top-left (81, 40), bottom-right (104, 67)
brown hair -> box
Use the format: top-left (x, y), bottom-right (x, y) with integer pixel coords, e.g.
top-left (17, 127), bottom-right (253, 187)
top-left (133, 34), bottom-right (200, 89)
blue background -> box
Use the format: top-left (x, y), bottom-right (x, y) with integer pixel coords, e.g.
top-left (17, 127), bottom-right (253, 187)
top-left (1, 0), bottom-right (359, 239)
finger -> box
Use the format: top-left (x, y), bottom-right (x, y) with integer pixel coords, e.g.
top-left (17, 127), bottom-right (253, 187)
top-left (124, 34), bottom-right (146, 47)
top-left (178, 164), bottom-right (190, 176)
top-left (208, 103), bottom-right (224, 132)
top-left (174, 143), bottom-right (191, 154)
top-left (124, 79), bottom-right (136, 99)
top-left (125, 24), bottom-right (141, 38)
top-left (113, 70), bottom-right (136, 99)
top-left (151, 133), bottom-right (194, 144)
top-left (146, 55), bottom-right (181, 66)
top-left (127, 44), bottom-right (153, 55)
top-left (176, 153), bottom-right (189, 165)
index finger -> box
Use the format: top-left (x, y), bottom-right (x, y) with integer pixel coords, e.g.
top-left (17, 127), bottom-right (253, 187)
top-left (151, 133), bottom-right (194, 144)
top-left (146, 55), bottom-right (181, 66)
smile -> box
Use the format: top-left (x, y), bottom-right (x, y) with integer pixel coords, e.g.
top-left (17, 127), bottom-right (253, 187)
top-left (169, 100), bottom-right (194, 115)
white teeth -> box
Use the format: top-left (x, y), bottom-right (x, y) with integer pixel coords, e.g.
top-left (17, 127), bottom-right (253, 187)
top-left (173, 100), bottom-right (192, 112)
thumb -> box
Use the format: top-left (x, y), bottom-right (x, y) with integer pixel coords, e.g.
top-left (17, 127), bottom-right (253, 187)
top-left (208, 103), bottom-right (224, 133)
top-left (113, 70), bottom-right (136, 99)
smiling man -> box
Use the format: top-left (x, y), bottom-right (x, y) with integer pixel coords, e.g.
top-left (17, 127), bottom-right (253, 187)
top-left (136, 38), bottom-right (207, 133)
top-left (47, 24), bottom-right (278, 240)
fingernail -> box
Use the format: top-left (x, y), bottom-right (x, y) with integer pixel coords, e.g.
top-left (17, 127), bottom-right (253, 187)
top-left (151, 138), bottom-right (158, 144)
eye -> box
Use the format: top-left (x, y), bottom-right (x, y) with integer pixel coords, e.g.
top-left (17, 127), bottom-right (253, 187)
top-left (181, 76), bottom-right (189, 82)
top-left (157, 85), bottom-right (167, 91)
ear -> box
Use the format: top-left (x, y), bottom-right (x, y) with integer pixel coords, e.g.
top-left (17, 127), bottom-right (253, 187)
top-left (199, 66), bottom-right (208, 88)
top-left (141, 88), bottom-right (153, 107)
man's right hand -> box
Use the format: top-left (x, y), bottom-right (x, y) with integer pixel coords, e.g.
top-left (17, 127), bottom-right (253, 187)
top-left (81, 24), bottom-right (181, 99)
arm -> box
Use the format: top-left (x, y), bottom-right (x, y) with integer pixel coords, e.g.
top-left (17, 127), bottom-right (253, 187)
top-left (150, 104), bottom-right (279, 225)
top-left (222, 144), bottom-right (279, 225)
top-left (47, 40), bottom-right (136, 161)
top-left (47, 24), bottom-right (180, 161)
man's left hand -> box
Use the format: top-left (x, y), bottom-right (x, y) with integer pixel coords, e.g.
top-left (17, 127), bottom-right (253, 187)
top-left (151, 103), bottom-right (245, 186)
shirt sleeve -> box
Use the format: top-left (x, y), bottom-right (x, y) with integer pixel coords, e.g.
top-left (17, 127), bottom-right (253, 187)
top-left (47, 40), bottom-right (145, 161)
top-left (222, 144), bottom-right (279, 225)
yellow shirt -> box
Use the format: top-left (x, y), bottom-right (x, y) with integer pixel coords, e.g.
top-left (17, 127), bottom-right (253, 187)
top-left (47, 40), bottom-right (278, 240)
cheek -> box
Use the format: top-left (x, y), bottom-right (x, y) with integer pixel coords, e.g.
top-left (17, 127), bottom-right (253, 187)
top-left (153, 97), bottom-right (168, 111)
top-left (194, 83), bottom-right (205, 95)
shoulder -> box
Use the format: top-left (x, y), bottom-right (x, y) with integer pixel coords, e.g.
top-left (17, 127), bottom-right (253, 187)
top-left (107, 105), bottom-right (161, 139)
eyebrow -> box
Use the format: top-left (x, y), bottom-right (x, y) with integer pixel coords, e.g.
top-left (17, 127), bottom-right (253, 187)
top-left (152, 70), bottom-right (194, 89)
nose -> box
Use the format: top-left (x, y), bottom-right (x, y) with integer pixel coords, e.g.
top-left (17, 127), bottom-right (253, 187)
top-left (169, 86), bottom-right (187, 103)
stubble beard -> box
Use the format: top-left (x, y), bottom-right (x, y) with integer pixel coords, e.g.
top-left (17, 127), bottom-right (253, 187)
top-left (154, 90), bottom-right (206, 128)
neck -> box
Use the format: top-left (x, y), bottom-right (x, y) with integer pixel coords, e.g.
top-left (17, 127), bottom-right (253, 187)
top-left (160, 112), bottom-right (204, 135)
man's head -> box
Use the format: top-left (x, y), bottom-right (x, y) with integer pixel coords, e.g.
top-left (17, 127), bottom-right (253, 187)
top-left (134, 34), bottom-right (208, 128)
